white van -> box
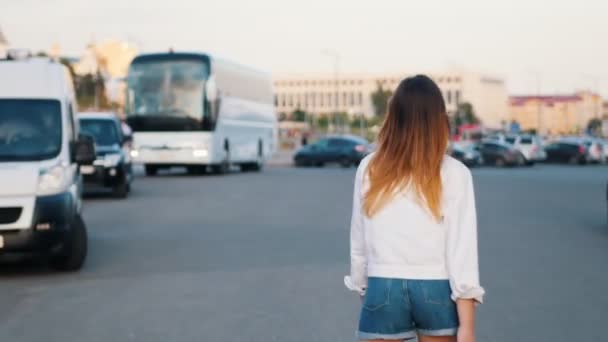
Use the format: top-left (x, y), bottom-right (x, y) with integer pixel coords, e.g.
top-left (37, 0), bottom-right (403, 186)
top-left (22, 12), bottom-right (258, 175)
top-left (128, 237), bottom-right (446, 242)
top-left (0, 58), bottom-right (96, 271)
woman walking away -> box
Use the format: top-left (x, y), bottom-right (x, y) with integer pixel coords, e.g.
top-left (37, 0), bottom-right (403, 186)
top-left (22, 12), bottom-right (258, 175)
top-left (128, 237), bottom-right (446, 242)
top-left (344, 75), bottom-right (484, 342)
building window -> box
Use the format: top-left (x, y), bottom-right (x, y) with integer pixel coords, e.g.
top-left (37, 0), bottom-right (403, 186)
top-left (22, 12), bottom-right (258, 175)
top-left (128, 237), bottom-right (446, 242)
top-left (320, 93), bottom-right (324, 107)
top-left (304, 93), bottom-right (308, 108)
top-left (311, 93), bottom-right (316, 107)
top-left (274, 95), bottom-right (278, 107)
top-left (446, 90), bottom-right (452, 104)
top-left (280, 94), bottom-right (286, 107)
top-left (349, 92), bottom-right (355, 106)
top-left (288, 94), bottom-right (293, 106)
top-left (328, 92), bottom-right (333, 107)
top-left (446, 77), bottom-right (451, 83)
top-left (455, 90), bottom-right (461, 105)
top-left (342, 93), bottom-right (347, 107)
top-left (358, 92), bottom-right (363, 105)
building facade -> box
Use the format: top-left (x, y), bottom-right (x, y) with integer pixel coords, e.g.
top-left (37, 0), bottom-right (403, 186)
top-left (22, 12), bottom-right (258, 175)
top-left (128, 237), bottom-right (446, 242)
top-left (273, 70), bottom-right (509, 128)
top-left (0, 26), bottom-right (8, 59)
top-left (509, 91), bottom-right (602, 135)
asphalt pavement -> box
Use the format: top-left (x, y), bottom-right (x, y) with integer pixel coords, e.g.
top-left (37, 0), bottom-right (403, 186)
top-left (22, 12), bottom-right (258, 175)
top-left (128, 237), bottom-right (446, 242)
top-left (1, 163), bottom-right (607, 342)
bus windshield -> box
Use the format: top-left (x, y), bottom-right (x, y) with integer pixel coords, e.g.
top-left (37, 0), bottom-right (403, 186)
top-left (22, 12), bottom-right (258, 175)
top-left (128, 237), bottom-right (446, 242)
top-left (0, 99), bottom-right (62, 161)
top-left (126, 60), bottom-right (210, 131)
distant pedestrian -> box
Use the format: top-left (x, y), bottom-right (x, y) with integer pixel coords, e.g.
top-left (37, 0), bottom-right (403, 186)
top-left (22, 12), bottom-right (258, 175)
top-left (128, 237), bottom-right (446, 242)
top-left (301, 132), bottom-right (308, 146)
top-left (345, 75), bottom-right (484, 342)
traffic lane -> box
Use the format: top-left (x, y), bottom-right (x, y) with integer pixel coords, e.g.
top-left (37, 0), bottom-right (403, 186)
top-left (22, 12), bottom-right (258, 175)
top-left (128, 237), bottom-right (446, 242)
top-left (0, 167), bottom-right (359, 342)
top-left (1, 164), bottom-right (607, 342)
top-left (473, 164), bottom-right (608, 342)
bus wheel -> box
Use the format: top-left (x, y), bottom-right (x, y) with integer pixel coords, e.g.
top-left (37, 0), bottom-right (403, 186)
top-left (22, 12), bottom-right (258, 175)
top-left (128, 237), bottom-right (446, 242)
top-left (145, 165), bottom-right (158, 176)
top-left (187, 165), bottom-right (206, 175)
top-left (211, 162), bottom-right (229, 174)
top-left (244, 140), bottom-right (263, 172)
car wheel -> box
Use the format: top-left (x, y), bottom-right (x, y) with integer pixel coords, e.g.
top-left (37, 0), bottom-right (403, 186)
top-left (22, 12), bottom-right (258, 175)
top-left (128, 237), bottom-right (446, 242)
top-left (339, 157), bottom-right (352, 168)
top-left (49, 214), bottom-right (88, 271)
top-left (112, 180), bottom-right (129, 199)
top-left (145, 165), bottom-right (158, 176)
top-left (495, 158), bottom-right (506, 167)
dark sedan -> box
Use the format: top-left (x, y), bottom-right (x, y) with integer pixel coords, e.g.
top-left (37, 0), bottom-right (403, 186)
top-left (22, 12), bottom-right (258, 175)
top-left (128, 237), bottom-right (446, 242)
top-left (544, 141), bottom-right (588, 164)
top-left (78, 112), bottom-right (134, 198)
top-left (478, 141), bottom-right (526, 167)
top-left (294, 135), bottom-right (372, 167)
top-left (450, 144), bottom-right (483, 167)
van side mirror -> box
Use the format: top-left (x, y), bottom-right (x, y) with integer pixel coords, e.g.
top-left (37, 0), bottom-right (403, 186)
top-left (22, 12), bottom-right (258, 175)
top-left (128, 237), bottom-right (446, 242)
top-left (73, 134), bottom-right (96, 165)
top-left (122, 134), bottom-right (133, 145)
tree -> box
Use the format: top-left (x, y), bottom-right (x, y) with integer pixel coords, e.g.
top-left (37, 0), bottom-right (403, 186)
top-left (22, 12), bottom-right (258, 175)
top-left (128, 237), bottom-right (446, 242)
top-left (371, 82), bottom-right (392, 117)
top-left (587, 118), bottom-right (602, 136)
top-left (317, 114), bottom-right (330, 130)
top-left (292, 108), bottom-right (307, 122)
top-left (455, 102), bottom-right (480, 125)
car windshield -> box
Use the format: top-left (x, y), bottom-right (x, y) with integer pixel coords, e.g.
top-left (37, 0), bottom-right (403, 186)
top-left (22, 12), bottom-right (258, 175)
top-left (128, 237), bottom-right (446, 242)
top-left (0, 99), bottom-right (62, 161)
top-left (80, 119), bottom-right (120, 146)
top-left (520, 137), bottom-right (533, 144)
top-left (505, 137), bottom-right (516, 144)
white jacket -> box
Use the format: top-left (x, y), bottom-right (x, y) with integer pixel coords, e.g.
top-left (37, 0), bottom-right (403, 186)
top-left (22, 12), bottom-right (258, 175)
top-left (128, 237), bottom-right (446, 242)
top-left (345, 154), bottom-right (485, 303)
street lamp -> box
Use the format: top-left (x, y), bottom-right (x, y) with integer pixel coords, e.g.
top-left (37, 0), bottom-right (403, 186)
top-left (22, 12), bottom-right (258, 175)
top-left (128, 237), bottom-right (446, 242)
top-left (322, 49), bottom-right (341, 133)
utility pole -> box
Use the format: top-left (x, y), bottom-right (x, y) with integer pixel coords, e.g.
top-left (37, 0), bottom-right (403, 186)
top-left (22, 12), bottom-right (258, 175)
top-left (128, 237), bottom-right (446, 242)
top-left (532, 71), bottom-right (542, 135)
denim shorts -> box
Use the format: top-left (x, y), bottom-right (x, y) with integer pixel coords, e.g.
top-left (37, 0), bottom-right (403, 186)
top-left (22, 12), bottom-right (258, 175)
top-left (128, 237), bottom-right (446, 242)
top-left (358, 277), bottom-right (458, 341)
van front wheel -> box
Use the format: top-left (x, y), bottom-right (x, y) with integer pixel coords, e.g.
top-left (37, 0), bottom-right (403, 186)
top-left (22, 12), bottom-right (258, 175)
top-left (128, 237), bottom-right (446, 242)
top-left (49, 215), bottom-right (88, 271)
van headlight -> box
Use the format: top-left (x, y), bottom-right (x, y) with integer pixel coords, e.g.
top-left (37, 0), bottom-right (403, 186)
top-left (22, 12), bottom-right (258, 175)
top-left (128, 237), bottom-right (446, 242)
top-left (103, 153), bottom-right (122, 167)
top-left (37, 164), bottom-right (70, 196)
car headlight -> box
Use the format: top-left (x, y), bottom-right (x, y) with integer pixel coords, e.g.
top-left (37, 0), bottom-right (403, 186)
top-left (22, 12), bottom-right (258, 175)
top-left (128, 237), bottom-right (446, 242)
top-left (37, 164), bottom-right (70, 196)
top-left (104, 153), bottom-right (122, 167)
top-left (464, 151), bottom-right (475, 159)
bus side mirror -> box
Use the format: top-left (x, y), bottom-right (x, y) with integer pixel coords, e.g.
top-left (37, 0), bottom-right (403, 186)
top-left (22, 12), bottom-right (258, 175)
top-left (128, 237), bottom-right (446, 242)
top-left (73, 134), bottom-right (96, 165)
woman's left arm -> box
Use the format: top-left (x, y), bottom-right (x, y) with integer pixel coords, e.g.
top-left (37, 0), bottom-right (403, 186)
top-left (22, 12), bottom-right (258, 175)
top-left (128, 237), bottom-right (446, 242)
top-left (446, 168), bottom-right (485, 318)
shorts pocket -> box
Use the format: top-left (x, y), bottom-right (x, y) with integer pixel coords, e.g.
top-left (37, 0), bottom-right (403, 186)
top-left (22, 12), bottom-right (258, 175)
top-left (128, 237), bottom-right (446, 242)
top-left (362, 278), bottom-right (391, 311)
top-left (421, 280), bottom-right (452, 306)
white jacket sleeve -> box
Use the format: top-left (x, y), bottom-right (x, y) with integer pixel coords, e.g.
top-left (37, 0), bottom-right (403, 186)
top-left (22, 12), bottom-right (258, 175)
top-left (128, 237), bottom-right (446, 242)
top-left (446, 169), bottom-right (485, 304)
top-left (344, 165), bottom-right (367, 296)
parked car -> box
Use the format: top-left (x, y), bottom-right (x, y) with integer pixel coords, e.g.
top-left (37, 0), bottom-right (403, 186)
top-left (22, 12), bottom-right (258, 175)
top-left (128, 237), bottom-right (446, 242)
top-left (450, 143), bottom-right (483, 167)
top-left (294, 135), bottom-right (372, 167)
top-left (544, 140), bottom-right (588, 164)
top-left (600, 140), bottom-right (608, 163)
top-left (78, 112), bottom-right (134, 198)
top-left (487, 134), bottom-right (545, 165)
top-left (0, 57), bottom-right (96, 271)
top-left (561, 137), bottom-right (603, 163)
top-left (478, 141), bottom-right (526, 167)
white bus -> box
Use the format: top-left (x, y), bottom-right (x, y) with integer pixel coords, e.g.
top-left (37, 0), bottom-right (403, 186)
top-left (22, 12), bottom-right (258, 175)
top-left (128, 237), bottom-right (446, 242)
top-left (125, 52), bottom-right (277, 175)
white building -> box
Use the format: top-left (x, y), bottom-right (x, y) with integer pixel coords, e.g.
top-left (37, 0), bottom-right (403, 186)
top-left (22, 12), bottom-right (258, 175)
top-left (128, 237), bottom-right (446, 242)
top-left (0, 26), bottom-right (8, 59)
top-left (273, 70), bottom-right (509, 128)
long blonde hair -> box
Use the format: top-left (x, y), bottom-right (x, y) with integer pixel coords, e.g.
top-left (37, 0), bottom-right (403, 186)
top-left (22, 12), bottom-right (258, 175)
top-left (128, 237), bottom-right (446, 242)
top-left (364, 75), bottom-right (449, 221)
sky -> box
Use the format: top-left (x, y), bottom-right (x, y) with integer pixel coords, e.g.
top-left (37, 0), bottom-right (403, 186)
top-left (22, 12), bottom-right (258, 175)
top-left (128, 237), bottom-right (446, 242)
top-left (1, 0), bottom-right (607, 96)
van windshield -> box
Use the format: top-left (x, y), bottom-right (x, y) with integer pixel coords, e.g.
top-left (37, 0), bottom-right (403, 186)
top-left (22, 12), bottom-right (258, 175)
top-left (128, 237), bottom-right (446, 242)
top-left (0, 99), bottom-right (63, 161)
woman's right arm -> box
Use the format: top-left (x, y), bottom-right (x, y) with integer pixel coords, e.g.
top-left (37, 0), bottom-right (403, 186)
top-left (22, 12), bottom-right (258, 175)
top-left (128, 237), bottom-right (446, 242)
top-left (345, 165), bottom-right (367, 296)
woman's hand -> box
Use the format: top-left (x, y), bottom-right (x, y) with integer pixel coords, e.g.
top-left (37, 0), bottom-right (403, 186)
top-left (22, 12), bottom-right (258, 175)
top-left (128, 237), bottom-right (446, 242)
top-left (456, 299), bottom-right (476, 342)
top-left (457, 326), bottom-right (475, 342)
